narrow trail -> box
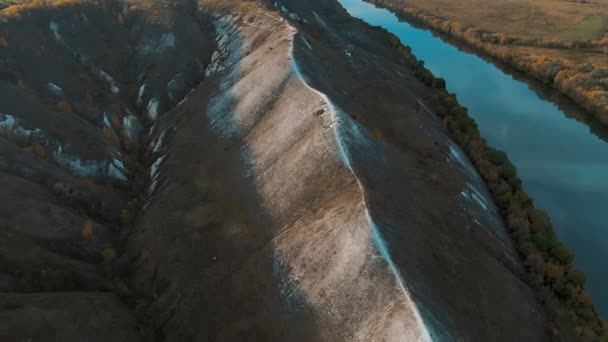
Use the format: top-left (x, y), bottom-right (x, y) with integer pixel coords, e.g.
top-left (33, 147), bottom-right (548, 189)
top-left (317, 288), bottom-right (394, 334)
top-left (287, 22), bottom-right (433, 342)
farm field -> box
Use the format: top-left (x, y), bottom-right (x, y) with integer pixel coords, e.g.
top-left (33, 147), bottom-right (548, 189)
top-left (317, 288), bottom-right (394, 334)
top-left (394, 0), bottom-right (608, 42)
top-left (366, 0), bottom-right (608, 126)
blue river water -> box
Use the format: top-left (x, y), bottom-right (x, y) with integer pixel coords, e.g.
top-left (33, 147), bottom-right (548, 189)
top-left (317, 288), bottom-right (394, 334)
top-left (338, 0), bottom-right (608, 317)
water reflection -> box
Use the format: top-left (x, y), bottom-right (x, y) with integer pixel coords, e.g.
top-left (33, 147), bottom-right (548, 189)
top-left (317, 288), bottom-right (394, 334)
top-left (339, 0), bottom-right (608, 317)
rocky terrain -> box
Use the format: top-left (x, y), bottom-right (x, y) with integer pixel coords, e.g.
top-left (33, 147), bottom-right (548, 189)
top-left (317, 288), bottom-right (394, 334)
top-left (0, 0), bottom-right (553, 341)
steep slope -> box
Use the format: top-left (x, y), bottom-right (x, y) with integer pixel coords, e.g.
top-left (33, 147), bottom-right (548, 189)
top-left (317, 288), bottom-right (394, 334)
top-left (0, 0), bottom-right (547, 341)
top-left (129, 0), bottom-right (547, 341)
top-left (129, 4), bottom-right (431, 340)
top-left (0, 0), bottom-right (213, 340)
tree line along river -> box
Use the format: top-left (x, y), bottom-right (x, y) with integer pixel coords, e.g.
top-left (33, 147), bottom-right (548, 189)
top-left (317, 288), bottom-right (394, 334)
top-left (338, 0), bottom-right (608, 318)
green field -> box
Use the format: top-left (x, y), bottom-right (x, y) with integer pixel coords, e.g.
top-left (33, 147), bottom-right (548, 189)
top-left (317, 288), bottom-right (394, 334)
top-left (560, 15), bottom-right (607, 41)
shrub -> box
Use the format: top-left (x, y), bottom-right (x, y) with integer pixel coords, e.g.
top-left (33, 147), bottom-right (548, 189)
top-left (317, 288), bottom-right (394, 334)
top-left (451, 106), bottom-right (480, 135)
top-left (432, 77), bottom-right (446, 89)
top-left (55, 100), bottom-right (73, 113)
top-left (525, 253), bottom-right (545, 274)
top-left (415, 67), bottom-right (434, 86)
top-left (501, 163), bottom-right (522, 189)
top-left (31, 142), bottom-right (47, 159)
top-left (102, 247), bottom-right (117, 264)
top-left (551, 243), bottom-right (574, 265)
top-left (486, 148), bottom-right (509, 165)
top-left (121, 199), bottom-right (140, 227)
top-left (370, 5), bottom-right (606, 334)
top-left (545, 262), bottom-right (565, 286)
top-left (567, 270), bottom-right (587, 288)
top-left (530, 209), bottom-right (552, 233)
top-left (13, 133), bottom-right (32, 148)
top-left (81, 221), bottom-right (94, 239)
top-left (443, 93), bottom-right (459, 108)
top-left (372, 128), bottom-right (383, 140)
top-left (532, 231), bottom-right (557, 254)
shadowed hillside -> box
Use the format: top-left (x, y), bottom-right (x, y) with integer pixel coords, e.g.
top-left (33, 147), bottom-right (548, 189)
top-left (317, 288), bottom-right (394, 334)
top-left (0, 0), bottom-right (558, 341)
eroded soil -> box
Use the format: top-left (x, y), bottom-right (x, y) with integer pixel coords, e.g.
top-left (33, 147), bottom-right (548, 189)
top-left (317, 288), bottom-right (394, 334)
top-left (0, 0), bottom-right (549, 341)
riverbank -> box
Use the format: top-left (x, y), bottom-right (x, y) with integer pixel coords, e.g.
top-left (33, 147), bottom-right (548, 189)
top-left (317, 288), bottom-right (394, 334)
top-left (364, 0), bottom-right (608, 128)
top-left (347, 2), bottom-right (608, 340)
top-left (126, 0), bottom-right (552, 339)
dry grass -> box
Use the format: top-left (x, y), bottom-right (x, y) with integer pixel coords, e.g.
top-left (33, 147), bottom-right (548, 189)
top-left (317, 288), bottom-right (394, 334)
top-left (1, 0), bottom-right (97, 19)
top-left (559, 15), bottom-right (606, 41)
top-left (515, 45), bottom-right (608, 69)
top-left (400, 0), bottom-right (608, 42)
top-left (372, 0), bottom-right (608, 125)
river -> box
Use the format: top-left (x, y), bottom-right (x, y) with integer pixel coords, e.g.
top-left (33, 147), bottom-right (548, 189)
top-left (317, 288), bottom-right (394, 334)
top-left (337, 0), bottom-right (608, 317)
